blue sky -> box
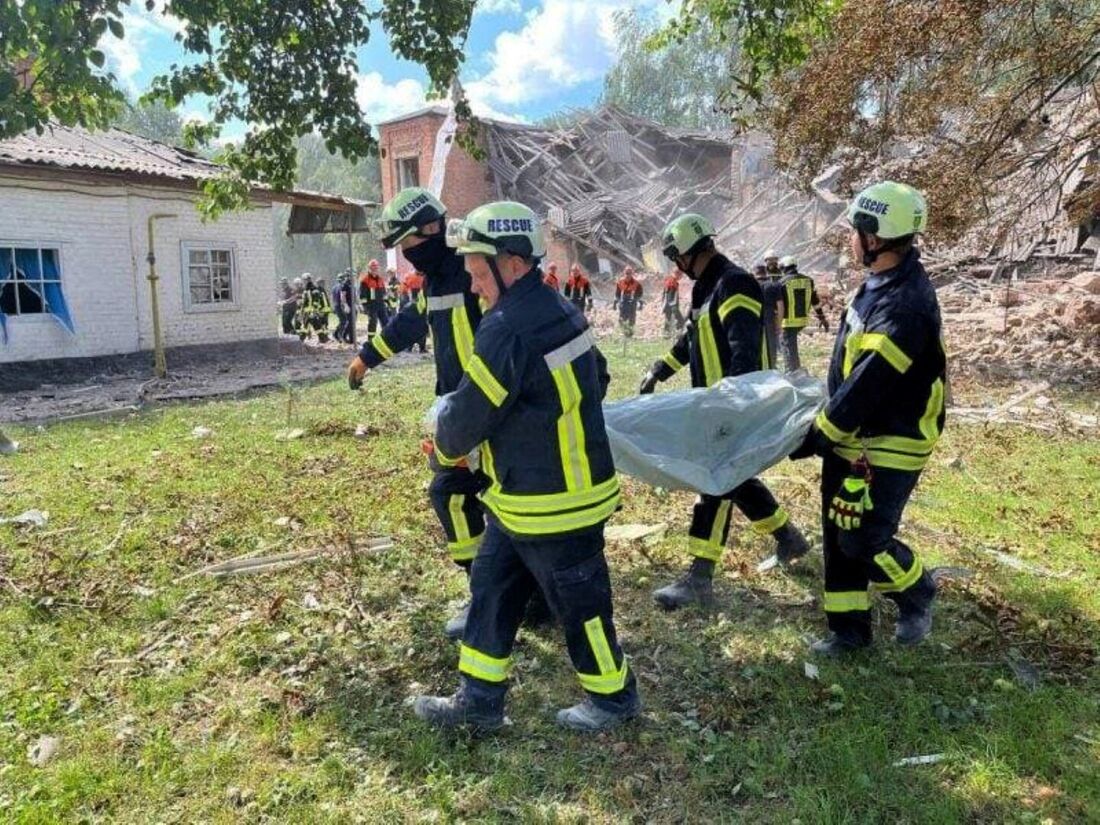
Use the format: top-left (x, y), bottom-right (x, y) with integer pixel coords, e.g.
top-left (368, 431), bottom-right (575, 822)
top-left (101, 0), bottom-right (673, 138)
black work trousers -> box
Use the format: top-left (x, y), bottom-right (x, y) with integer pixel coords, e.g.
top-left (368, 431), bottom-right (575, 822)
top-left (687, 479), bottom-right (788, 561)
top-left (820, 453), bottom-right (934, 644)
top-left (460, 521), bottom-right (638, 713)
top-left (428, 467), bottom-right (489, 566)
top-left (363, 300), bottom-right (388, 336)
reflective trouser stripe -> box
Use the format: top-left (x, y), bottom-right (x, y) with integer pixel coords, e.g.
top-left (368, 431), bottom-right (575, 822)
top-left (663, 352), bottom-right (684, 371)
top-left (688, 499), bottom-right (730, 560)
top-left (371, 335), bottom-right (394, 360)
top-left (823, 590), bottom-right (871, 612)
top-left (577, 616), bottom-right (629, 695)
top-left (871, 552), bottom-right (923, 593)
top-left (458, 644), bottom-right (512, 683)
top-left (550, 363), bottom-right (592, 492)
top-left (697, 313), bottom-right (723, 388)
top-left (446, 494), bottom-right (482, 562)
top-left (688, 536), bottom-right (724, 561)
top-left (751, 508), bottom-right (789, 535)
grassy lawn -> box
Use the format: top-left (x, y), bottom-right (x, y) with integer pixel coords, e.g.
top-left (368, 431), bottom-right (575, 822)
top-left (1, 334), bottom-right (1097, 823)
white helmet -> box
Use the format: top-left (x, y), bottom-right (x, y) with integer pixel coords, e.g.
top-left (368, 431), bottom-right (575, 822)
top-left (779, 254), bottom-right (797, 270)
top-left (763, 249), bottom-right (779, 261)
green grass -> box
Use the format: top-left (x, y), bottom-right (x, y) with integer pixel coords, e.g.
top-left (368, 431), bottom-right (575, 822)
top-left (1, 333), bottom-right (1098, 823)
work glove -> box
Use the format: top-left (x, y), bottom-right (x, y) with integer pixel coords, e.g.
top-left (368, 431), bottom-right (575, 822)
top-left (828, 472), bottom-right (874, 531)
top-left (638, 369), bottom-right (660, 395)
top-left (347, 355), bottom-right (368, 390)
top-left (789, 426), bottom-right (826, 461)
top-left (421, 438), bottom-right (466, 472)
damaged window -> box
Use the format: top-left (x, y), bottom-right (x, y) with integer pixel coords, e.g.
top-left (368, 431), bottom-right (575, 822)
top-left (0, 244), bottom-right (75, 342)
top-left (182, 243), bottom-right (237, 311)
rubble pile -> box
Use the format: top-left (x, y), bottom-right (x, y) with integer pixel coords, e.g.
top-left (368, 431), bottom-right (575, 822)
top-left (938, 270), bottom-right (1100, 383)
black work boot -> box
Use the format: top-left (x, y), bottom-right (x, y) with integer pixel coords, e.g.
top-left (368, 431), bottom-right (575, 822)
top-left (774, 522), bottom-right (811, 564)
top-left (557, 695), bottom-right (642, 732)
top-left (444, 600), bottom-right (470, 641)
top-left (413, 684), bottom-right (504, 732)
top-left (894, 572), bottom-right (937, 646)
top-left (809, 632), bottom-right (870, 657)
top-left (653, 558), bottom-right (715, 610)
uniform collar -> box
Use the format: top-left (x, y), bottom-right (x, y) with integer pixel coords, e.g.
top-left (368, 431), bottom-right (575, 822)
top-left (501, 266), bottom-right (542, 303)
top-left (865, 247), bottom-right (920, 291)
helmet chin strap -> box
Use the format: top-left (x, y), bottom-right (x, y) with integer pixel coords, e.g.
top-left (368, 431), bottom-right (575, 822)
top-left (488, 254), bottom-right (509, 297)
top-left (858, 230), bottom-right (880, 267)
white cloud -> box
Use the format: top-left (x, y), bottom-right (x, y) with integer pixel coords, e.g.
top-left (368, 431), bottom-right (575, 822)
top-left (101, 3), bottom-right (186, 94)
top-left (475, 0), bottom-right (523, 15)
top-left (356, 71), bottom-right (527, 126)
top-left (464, 0), bottom-right (625, 110)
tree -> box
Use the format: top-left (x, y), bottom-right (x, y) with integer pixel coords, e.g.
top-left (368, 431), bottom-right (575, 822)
top-left (601, 9), bottom-right (735, 131)
top-left (110, 98), bottom-right (186, 147)
top-left (658, 0), bottom-right (1100, 243)
top-left (1, 0), bottom-right (475, 216)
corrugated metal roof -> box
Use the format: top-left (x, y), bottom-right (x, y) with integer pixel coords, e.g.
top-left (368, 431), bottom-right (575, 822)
top-left (0, 123), bottom-right (223, 181)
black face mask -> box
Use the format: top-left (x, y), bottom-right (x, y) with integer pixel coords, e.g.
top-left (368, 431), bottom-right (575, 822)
top-left (402, 233), bottom-right (448, 274)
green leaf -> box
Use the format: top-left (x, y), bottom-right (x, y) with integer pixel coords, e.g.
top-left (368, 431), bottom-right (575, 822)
top-left (89, 50), bottom-right (106, 69)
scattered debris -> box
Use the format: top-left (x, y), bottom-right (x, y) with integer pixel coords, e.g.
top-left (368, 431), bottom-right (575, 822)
top-left (604, 523), bottom-right (668, 543)
top-left (178, 536), bottom-right (394, 579)
top-left (275, 428), bottom-right (305, 441)
top-left (892, 754), bottom-right (946, 767)
top-left (980, 548), bottom-right (1071, 580)
top-left (756, 554), bottom-right (779, 573)
top-left (803, 661), bottom-right (820, 681)
top-left (28, 735), bottom-right (61, 767)
top-left (190, 426), bottom-right (213, 439)
top-left (0, 508), bottom-right (49, 528)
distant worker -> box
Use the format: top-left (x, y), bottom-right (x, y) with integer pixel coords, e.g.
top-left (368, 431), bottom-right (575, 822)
top-left (298, 273), bottom-right (331, 343)
top-left (279, 278), bottom-right (298, 335)
top-left (400, 270), bottom-right (428, 353)
top-left (563, 263), bottom-right (593, 314)
top-left (331, 274), bottom-right (350, 343)
top-left (758, 250), bottom-right (782, 368)
top-left (386, 267), bottom-right (401, 316)
top-left (639, 215), bottom-right (809, 609)
top-left (776, 255), bottom-right (829, 371)
top-left (543, 261), bottom-right (561, 291)
top-left (661, 269), bottom-right (686, 335)
top-left (359, 260), bottom-right (389, 339)
top-left (412, 201), bottom-right (639, 733)
top-left (790, 181), bottom-right (943, 656)
top-left (613, 266), bottom-right (644, 336)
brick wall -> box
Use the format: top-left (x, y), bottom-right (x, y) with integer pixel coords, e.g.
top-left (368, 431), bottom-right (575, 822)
top-left (0, 173), bottom-right (276, 364)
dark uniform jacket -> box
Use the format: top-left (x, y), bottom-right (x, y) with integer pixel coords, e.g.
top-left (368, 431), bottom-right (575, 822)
top-left (434, 269), bottom-right (618, 537)
top-left (816, 248), bottom-right (947, 472)
top-left (779, 269), bottom-right (821, 329)
top-left (358, 249), bottom-right (482, 396)
top-left (653, 253), bottom-right (768, 387)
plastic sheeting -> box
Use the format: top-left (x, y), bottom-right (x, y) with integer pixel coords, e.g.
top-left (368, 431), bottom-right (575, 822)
top-left (603, 371), bottom-right (826, 496)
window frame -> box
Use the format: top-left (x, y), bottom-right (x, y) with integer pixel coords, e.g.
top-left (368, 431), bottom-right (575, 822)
top-left (395, 155), bottom-right (420, 190)
top-left (180, 241), bottom-right (240, 313)
top-left (0, 241), bottom-right (66, 322)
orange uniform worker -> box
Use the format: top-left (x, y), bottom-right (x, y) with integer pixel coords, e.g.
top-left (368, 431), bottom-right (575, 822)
top-left (400, 271), bottom-right (428, 353)
top-left (543, 262), bottom-right (561, 291)
top-left (563, 263), bottom-right (593, 315)
top-left (359, 260), bottom-right (389, 337)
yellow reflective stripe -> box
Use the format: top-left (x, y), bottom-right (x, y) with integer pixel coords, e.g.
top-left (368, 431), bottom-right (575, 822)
top-left (452, 306), bottom-right (475, 371)
top-left (449, 494), bottom-right (471, 544)
top-left (550, 364), bottom-right (592, 492)
top-left (709, 500), bottom-right (731, 547)
top-left (697, 313), bottom-right (723, 387)
top-left (662, 352), bottom-right (685, 372)
top-left (448, 534), bottom-right (482, 563)
top-left (871, 552), bottom-right (923, 592)
top-left (577, 663), bottom-right (630, 695)
top-left (859, 333), bottom-right (913, 373)
top-left (782, 317), bottom-right (809, 329)
top-left (688, 536), bottom-right (724, 561)
top-left (480, 442), bottom-right (497, 484)
top-left (751, 509), bottom-right (789, 535)
top-left (584, 616), bottom-right (617, 674)
top-left (371, 335), bottom-right (395, 360)
top-left (919, 378), bottom-right (945, 443)
top-left (482, 476), bottom-right (619, 514)
top-left (717, 294), bottom-right (762, 321)
top-left (831, 445), bottom-right (931, 471)
top-left (760, 330), bottom-right (770, 369)
top-left (823, 590), bottom-right (871, 612)
top-left (434, 441), bottom-right (465, 467)
top-left (467, 354), bottom-right (508, 407)
top-left (458, 645), bottom-right (512, 683)
top-left (815, 411), bottom-right (858, 444)
top-left (416, 290), bottom-right (427, 313)
top-left (485, 489), bottom-right (620, 536)
top-left (862, 435), bottom-right (936, 455)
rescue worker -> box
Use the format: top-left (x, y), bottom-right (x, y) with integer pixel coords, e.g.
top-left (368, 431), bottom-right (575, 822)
top-left (279, 278), bottom-right (297, 335)
top-left (298, 274), bottom-right (331, 343)
top-left (331, 272), bottom-right (352, 344)
top-left (400, 270), bottom-right (428, 353)
top-left (758, 251), bottom-right (782, 368)
top-left (386, 268), bottom-right (401, 318)
top-left (412, 201), bottom-right (640, 733)
top-left (790, 182), bottom-right (943, 656)
top-left (543, 261), bottom-right (561, 291)
top-left (639, 215), bottom-right (809, 608)
top-left (346, 187), bottom-right (526, 639)
top-left (661, 269), bottom-right (686, 335)
top-left (613, 266), bottom-right (644, 336)
top-left (776, 254), bottom-right (829, 372)
top-left (340, 270), bottom-right (357, 343)
top-left (563, 263), bottom-right (593, 315)
top-left (359, 260), bottom-right (389, 338)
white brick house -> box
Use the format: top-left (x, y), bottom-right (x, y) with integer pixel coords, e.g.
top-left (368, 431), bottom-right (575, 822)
top-left (0, 125), bottom-right (356, 369)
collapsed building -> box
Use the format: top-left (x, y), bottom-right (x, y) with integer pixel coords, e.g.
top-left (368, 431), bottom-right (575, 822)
top-left (376, 104), bottom-right (843, 278)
